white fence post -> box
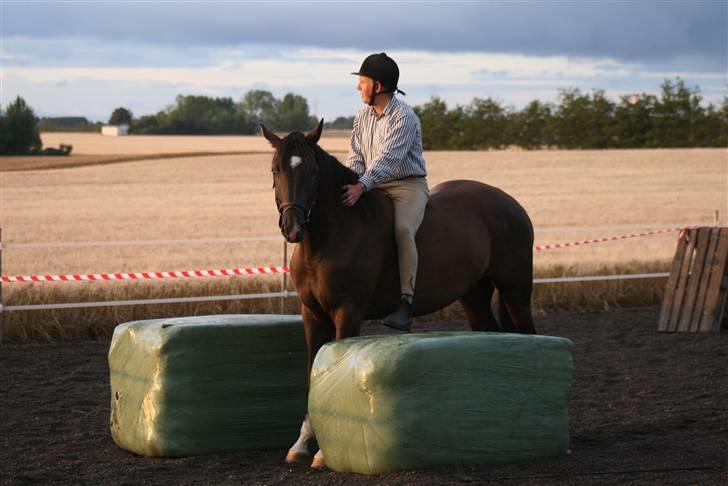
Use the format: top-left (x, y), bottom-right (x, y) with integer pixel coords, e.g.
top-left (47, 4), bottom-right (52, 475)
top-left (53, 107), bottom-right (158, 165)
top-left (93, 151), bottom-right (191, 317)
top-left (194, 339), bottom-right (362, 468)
top-left (281, 240), bottom-right (288, 314)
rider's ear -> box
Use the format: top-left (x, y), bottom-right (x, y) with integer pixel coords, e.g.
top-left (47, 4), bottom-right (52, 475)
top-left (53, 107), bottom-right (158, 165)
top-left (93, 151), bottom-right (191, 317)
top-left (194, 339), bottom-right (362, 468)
top-left (305, 119), bottom-right (324, 145)
top-left (260, 124), bottom-right (282, 150)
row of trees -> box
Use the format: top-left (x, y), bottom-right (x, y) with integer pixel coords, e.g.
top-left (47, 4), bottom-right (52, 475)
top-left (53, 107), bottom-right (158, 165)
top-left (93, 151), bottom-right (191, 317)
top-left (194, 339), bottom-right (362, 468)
top-left (131, 91), bottom-right (319, 135)
top-left (38, 116), bottom-right (103, 132)
top-left (128, 79), bottom-right (725, 148)
top-left (416, 79), bottom-right (727, 149)
top-left (11, 78), bottom-right (727, 152)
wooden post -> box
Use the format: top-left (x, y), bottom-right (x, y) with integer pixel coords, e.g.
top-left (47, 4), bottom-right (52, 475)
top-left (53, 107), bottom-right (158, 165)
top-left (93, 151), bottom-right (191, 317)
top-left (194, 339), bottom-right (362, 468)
top-left (0, 227), bottom-right (4, 345)
top-left (659, 227), bottom-right (728, 332)
top-left (280, 240), bottom-right (288, 314)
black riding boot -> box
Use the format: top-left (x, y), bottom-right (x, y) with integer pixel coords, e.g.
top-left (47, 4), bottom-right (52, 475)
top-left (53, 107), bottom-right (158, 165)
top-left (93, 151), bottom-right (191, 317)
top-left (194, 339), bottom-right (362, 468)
top-left (382, 298), bottom-right (413, 332)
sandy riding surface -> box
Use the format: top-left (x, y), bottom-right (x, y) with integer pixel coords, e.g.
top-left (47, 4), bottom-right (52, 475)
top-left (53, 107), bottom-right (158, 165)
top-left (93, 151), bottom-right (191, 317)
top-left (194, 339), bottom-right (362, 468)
top-left (2, 307), bottom-right (727, 485)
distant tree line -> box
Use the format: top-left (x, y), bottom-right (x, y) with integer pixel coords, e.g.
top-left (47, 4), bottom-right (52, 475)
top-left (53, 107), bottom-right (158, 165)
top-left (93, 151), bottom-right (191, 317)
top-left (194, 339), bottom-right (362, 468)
top-left (38, 116), bottom-right (103, 132)
top-left (25, 77), bottom-right (728, 149)
top-left (324, 116), bottom-right (355, 130)
top-left (415, 79), bottom-right (727, 149)
top-left (131, 91), bottom-right (319, 135)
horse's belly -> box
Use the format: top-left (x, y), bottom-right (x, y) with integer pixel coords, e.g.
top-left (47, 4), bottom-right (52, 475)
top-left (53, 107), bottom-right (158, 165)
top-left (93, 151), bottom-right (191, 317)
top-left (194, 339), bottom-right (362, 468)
top-left (366, 179), bottom-right (531, 318)
top-left (364, 222), bottom-right (490, 319)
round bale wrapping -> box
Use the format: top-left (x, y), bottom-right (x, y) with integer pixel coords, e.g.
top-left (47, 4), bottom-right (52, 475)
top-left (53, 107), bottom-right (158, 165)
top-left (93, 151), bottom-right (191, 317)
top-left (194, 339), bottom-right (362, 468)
top-left (108, 314), bottom-right (307, 457)
top-left (308, 332), bottom-right (573, 474)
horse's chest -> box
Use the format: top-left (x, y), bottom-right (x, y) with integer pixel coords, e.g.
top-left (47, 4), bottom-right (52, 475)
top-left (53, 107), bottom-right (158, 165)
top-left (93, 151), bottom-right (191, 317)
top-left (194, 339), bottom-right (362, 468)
top-left (291, 259), bottom-right (353, 311)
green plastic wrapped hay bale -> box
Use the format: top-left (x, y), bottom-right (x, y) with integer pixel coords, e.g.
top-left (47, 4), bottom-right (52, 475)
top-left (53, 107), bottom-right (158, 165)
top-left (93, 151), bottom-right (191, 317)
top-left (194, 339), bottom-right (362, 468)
top-left (308, 332), bottom-right (573, 474)
top-left (108, 314), bottom-right (307, 457)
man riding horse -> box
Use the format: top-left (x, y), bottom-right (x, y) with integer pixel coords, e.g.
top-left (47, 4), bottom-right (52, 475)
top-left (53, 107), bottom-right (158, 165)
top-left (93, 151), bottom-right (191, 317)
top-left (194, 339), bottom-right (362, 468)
top-left (342, 53), bottom-right (428, 332)
top-left (261, 54), bottom-right (536, 470)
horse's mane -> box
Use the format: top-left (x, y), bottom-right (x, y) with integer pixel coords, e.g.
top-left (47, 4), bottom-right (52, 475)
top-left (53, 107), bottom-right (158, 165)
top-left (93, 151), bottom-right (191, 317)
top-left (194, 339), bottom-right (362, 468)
top-left (284, 132), bottom-right (374, 218)
top-left (312, 144), bottom-right (358, 192)
top-left (313, 143), bottom-right (383, 219)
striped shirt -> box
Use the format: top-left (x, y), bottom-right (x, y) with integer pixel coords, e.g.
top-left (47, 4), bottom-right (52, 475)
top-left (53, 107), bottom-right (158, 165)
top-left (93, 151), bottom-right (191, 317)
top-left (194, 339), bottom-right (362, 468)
top-left (346, 96), bottom-right (427, 191)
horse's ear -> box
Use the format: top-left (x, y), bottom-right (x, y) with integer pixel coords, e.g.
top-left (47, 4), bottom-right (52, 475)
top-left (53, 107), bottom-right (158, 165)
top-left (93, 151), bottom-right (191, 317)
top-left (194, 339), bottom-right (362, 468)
top-left (260, 124), bottom-right (282, 150)
top-left (305, 118), bottom-right (324, 145)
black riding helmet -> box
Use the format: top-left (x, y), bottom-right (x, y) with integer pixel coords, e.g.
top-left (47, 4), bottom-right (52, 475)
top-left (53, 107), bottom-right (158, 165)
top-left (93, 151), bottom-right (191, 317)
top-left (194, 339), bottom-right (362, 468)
top-left (351, 53), bottom-right (406, 100)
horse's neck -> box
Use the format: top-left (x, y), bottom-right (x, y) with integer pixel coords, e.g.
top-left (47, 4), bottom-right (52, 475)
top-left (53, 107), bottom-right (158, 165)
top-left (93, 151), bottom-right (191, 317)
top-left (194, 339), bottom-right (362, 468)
top-left (304, 148), bottom-right (366, 247)
top-left (306, 183), bottom-right (349, 247)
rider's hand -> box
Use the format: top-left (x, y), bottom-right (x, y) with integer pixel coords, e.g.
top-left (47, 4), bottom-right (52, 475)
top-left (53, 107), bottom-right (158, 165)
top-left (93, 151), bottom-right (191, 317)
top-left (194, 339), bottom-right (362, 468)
top-left (341, 183), bottom-right (365, 207)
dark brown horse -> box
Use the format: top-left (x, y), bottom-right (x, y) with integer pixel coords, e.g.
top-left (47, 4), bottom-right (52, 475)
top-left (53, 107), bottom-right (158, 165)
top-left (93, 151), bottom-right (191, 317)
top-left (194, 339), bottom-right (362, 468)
top-left (261, 120), bottom-right (535, 468)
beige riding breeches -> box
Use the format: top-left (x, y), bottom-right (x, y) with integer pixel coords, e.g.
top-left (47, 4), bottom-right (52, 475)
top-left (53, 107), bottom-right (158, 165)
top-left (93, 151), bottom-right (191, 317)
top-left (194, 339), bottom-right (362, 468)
top-left (377, 177), bottom-right (429, 299)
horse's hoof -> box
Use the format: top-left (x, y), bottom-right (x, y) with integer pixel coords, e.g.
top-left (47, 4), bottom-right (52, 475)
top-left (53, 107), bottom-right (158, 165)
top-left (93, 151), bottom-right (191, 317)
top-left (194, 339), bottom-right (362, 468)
top-left (285, 450), bottom-right (311, 464)
top-left (311, 451), bottom-right (326, 470)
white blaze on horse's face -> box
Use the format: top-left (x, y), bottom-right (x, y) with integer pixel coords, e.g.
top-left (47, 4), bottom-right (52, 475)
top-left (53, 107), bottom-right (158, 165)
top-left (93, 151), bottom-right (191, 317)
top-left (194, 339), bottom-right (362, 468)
top-left (290, 155), bottom-right (303, 170)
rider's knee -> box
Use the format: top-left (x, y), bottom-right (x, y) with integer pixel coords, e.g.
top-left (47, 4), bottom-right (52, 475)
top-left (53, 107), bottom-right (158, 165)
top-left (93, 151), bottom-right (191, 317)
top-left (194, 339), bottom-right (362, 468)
top-left (394, 222), bottom-right (415, 243)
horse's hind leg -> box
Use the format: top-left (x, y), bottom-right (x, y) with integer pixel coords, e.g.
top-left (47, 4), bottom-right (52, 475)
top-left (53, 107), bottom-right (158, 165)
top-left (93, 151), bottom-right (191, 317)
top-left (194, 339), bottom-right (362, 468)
top-left (460, 279), bottom-right (499, 331)
top-left (497, 290), bottom-right (516, 332)
top-left (499, 285), bottom-right (537, 334)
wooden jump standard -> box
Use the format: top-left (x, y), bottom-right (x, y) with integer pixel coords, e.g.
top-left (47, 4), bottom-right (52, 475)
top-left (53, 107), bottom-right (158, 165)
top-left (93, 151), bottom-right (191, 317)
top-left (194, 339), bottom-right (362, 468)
top-left (658, 227), bottom-right (728, 333)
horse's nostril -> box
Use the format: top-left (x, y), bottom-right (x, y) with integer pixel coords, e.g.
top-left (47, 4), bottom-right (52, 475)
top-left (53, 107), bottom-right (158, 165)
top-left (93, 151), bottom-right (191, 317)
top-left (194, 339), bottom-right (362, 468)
top-left (288, 229), bottom-right (300, 242)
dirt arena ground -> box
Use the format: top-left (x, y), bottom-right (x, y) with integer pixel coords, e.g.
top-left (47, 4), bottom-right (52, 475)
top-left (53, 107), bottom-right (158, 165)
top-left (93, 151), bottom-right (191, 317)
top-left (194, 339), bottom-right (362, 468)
top-left (1, 306), bottom-right (726, 485)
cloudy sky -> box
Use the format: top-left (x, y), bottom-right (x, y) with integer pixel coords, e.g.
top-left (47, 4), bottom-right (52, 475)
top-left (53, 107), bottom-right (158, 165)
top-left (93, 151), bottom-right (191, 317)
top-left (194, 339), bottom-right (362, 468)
top-left (1, 1), bottom-right (726, 122)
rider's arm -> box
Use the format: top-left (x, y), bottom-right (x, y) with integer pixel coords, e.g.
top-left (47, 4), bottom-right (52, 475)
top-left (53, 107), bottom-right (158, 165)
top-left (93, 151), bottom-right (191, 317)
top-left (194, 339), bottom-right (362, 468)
top-left (358, 110), bottom-right (418, 192)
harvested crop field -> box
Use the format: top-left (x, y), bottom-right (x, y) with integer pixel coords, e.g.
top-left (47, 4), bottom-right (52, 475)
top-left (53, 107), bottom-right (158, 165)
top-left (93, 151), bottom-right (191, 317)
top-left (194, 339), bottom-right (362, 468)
top-left (1, 307), bottom-right (727, 485)
top-left (39, 131), bottom-right (352, 156)
top-left (3, 148), bottom-right (724, 275)
top-left (1, 146), bottom-right (725, 341)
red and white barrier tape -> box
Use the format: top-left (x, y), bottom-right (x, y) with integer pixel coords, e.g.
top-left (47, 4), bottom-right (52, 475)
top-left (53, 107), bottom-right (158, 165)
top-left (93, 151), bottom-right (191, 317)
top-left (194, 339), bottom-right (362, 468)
top-left (1, 266), bottom-right (289, 283)
top-left (3, 273), bottom-right (673, 312)
top-left (0, 226), bottom-right (696, 284)
top-left (533, 226), bottom-right (691, 251)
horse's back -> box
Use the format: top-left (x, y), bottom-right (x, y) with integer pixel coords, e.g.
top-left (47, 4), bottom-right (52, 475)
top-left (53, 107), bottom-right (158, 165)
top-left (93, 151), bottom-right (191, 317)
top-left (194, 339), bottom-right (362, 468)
top-left (422, 179), bottom-right (533, 250)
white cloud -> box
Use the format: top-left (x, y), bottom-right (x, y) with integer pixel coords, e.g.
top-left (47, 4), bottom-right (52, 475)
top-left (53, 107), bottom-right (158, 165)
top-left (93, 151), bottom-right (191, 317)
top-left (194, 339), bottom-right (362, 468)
top-left (2, 42), bottom-right (725, 121)
top-left (3, 45), bottom-right (641, 88)
top-left (638, 71), bottom-right (726, 80)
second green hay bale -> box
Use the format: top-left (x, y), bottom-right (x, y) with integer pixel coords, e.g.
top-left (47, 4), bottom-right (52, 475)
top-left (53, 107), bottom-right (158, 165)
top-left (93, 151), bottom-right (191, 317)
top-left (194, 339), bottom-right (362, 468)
top-left (308, 332), bottom-right (573, 474)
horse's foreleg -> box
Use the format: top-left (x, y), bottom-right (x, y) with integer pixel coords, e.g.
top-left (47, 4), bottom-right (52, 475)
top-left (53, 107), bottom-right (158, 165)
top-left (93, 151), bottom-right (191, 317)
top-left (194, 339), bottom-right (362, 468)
top-left (286, 415), bottom-right (316, 464)
top-left (302, 306), bottom-right (336, 382)
top-left (286, 304), bottom-right (335, 465)
top-left (332, 305), bottom-right (365, 340)
top-left (305, 305), bottom-right (365, 470)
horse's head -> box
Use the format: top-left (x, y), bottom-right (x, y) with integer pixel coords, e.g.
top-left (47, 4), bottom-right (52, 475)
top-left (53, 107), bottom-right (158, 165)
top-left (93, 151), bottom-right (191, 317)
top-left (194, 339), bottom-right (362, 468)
top-left (261, 119), bottom-right (323, 243)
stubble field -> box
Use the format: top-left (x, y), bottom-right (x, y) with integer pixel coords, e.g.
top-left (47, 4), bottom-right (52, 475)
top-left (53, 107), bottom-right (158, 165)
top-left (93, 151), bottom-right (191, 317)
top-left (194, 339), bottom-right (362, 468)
top-left (0, 133), bottom-right (725, 341)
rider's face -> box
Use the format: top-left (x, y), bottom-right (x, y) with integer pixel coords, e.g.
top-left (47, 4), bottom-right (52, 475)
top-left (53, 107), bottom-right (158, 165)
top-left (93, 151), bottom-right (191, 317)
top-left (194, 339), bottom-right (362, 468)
top-left (357, 76), bottom-right (379, 104)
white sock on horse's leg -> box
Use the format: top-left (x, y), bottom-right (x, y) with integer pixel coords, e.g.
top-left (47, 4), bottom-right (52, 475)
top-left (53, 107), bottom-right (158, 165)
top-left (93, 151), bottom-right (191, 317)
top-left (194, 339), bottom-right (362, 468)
top-left (285, 416), bottom-right (315, 463)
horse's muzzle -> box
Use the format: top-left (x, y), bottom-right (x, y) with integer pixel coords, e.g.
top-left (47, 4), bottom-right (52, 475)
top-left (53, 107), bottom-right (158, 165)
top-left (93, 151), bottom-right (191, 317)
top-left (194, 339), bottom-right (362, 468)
top-left (280, 212), bottom-right (305, 242)
top-left (278, 202), bottom-right (309, 243)
top-left (283, 225), bottom-right (304, 243)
